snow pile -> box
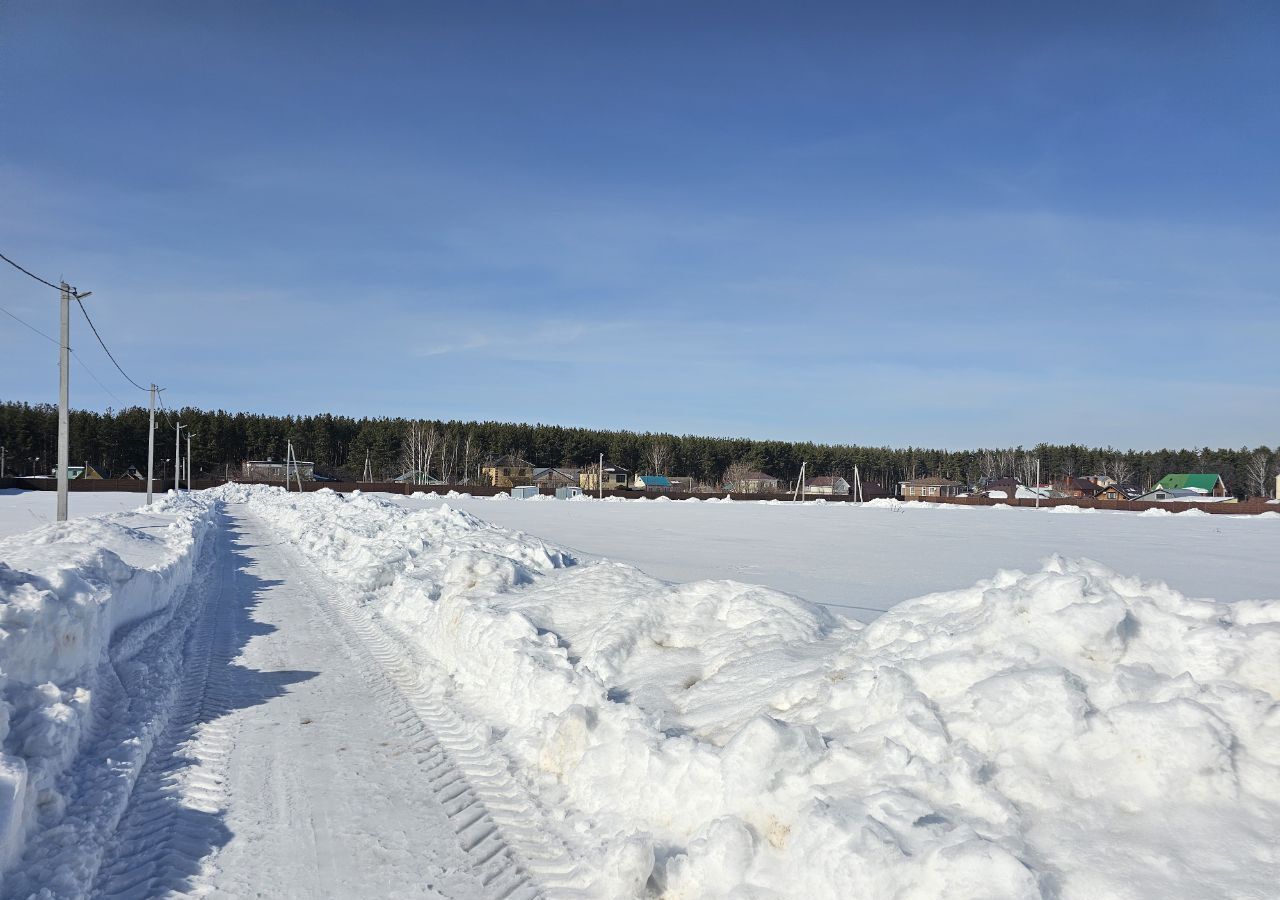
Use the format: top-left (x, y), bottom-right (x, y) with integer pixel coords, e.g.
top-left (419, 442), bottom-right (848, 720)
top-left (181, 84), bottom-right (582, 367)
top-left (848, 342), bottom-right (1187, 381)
top-left (0, 492), bottom-right (216, 869)
top-left (864, 497), bottom-right (973, 512)
top-left (233, 486), bottom-right (1280, 898)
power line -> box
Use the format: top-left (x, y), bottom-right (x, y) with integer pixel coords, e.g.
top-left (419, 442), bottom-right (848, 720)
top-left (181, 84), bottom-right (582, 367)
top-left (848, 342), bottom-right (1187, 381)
top-left (74, 295), bottom-right (149, 392)
top-left (72, 352), bottom-right (125, 406)
top-left (0, 302), bottom-right (58, 344)
top-left (2, 249), bottom-right (146, 394)
top-left (2, 301), bottom-right (127, 404)
top-left (0, 250), bottom-right (74, 294)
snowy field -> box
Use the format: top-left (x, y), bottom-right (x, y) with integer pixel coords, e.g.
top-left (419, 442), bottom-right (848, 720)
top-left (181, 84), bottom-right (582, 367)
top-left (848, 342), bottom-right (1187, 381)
top-left (1, 486), bottom-right (1277, 898)
top-left (8, 489), bottom-right (1275, 621)
top-left (397, 492), bottom-right (1279, 621)
top-left (0, 489), bottom-right (150, 538)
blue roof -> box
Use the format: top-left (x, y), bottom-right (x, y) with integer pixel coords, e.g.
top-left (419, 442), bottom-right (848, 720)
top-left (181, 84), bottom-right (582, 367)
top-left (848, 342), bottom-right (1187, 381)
top-left (638, 475), bottom-right (671, 487)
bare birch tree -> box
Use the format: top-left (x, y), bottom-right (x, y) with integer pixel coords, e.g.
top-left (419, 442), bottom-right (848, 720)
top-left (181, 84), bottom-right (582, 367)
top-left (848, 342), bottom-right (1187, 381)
top-left (399, 421), bottom-right (441, 485)
top-left (646, 439), bottom-right (673, 475)
top-left (458, 432), bottom-right (475, 485)
top-left (978, 449), bottom-right (998, 485)
top-left (1112, 456), bottom-right (1132, 487)
top-left (439, 433), bottom-right (457, 484)
top-left (1245, 451), bottom-right (1273, 498)
top-left (1018, 452), bottom-right (1038, 488)
top-left (996, 449), bottom-right (1017, 479)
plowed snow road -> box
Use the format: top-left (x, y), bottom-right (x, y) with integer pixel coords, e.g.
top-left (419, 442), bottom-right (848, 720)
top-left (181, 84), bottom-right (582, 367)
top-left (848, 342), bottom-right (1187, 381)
top-left (13, 504), bottom-right (538, 900)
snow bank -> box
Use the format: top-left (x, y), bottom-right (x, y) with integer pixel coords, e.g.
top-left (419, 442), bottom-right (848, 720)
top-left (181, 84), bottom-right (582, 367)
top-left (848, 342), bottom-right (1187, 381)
top-left (233, 486), bottom-right (1280, 898)
top-left (0, 492), bottom-right (216, 870)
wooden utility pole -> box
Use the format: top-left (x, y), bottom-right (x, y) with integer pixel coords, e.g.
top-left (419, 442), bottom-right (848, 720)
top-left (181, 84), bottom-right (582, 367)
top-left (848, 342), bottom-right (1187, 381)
top-left (186, 434), bottom-right (193, 491)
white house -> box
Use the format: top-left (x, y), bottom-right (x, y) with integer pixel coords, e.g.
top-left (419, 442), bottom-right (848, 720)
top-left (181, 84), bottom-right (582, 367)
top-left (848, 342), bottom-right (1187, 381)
top-left (804, 476), bottom-right (850, 496)
top-left (1133, 486), bottom-right (1234, 504)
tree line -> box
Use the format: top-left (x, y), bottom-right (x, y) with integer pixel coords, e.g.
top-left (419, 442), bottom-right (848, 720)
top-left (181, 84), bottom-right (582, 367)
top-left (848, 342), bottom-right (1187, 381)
top-left (0, 400), bottom-right (1274, 497)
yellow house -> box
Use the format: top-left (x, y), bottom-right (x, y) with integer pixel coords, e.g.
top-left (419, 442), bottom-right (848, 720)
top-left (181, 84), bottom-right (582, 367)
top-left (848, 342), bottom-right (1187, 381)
top-left (580, 462), bottom-right (630, 492)
top-left (482, 455), bottom-right (534, 488)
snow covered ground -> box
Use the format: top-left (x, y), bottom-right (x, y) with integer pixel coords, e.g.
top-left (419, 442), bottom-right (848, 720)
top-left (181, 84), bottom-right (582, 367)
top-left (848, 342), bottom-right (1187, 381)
top-left (0, 489), bottom-right (147, 539)
top-left (394, 492), bottom-right (1280, 620)
top-left (1, 486), bottom-right (1277, 898)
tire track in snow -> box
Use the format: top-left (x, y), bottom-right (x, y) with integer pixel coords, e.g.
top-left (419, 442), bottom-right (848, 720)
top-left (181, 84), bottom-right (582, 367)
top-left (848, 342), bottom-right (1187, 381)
top-left (89, 516), bottom-right (245, 900)
top-left (256, 509), bottom-right (585, 900)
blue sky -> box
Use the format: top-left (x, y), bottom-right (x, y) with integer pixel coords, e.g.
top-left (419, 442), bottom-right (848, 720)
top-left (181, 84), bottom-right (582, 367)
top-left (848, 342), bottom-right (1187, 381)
top-left (1, 1), bottom-right (1276, 449)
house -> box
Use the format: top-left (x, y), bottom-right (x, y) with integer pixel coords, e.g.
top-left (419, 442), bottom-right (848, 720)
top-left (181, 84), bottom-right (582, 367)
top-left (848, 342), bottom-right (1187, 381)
top-left (243, 459), bottom-right (315, 481)
top-left (804, 476), bottom-right (850, 496)
top-left (726, 470), bottom-right (781, 493)
top-left (580, 462), bottom-right (630, 492)
top-left (533, 467), bottom-right (580, 489)
top-left (481, 455), bottom-right (534, 488)
top-left (634, 474), bottom-right (672, 491)
top-left (899, 476), bottom-right (964, 500)
top-left (1153, 473), bottom-right (1228, 498)
top-left (66, 464), bottom-right (105, 480)
top-left (1062, 477), bottom-right (1107, 499)
top-left (1095, 484), bottom-right (1140, 501)
top-left (1134, 486), bottom-right (1235, 504)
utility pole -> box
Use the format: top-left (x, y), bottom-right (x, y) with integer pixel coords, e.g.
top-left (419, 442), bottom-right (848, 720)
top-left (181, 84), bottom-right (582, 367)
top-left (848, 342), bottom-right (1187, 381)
top-left (1, 445), bottom-right (5, 478)
top-left (175, 422), bottom-right (186, 491)
top-left (146, 385), bottom-right (156, 504)
top-left (186, 434), bottom-right (193, 491)
top-left (363, 449), bottom-right (372, 483)
top-left (1036, 458), bottom-right (1041, 509)
top-left (598, 453), bottom-right (603, 500)
top-left (57, 282), bottom-right (71, 521)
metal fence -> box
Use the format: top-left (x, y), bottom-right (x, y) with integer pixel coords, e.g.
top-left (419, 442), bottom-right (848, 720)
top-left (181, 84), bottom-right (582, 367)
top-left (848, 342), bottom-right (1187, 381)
top-left (903, 493), bottom-right (1278, 516)
top-left (1, 477), bottom-right (1274, 514)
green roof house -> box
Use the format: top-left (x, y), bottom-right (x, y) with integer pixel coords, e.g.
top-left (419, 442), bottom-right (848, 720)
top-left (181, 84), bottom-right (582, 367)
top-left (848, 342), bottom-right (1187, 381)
top-left (1154, 473), bottom-right (1227, 497)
